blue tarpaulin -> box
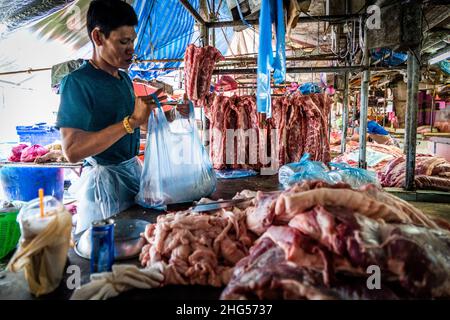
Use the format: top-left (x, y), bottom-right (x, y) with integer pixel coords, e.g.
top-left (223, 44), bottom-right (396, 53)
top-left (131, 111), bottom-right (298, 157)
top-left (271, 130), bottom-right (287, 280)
top-left (129, 0), bottom-right (234, 82)
top-left (0, 0), bottom-right (233, 82)
top-left (129, 0), bottom-right (200, 81)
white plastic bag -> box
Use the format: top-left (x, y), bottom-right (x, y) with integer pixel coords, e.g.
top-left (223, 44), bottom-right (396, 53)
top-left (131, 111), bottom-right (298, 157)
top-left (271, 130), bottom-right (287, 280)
top-left (69, 157), bottom-right (142, 234)
top-left (136, 100), bottom-right (216, 209)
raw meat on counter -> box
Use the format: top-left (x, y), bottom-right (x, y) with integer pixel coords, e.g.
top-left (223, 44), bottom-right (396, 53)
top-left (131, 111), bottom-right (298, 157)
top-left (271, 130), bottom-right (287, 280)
top-left (139, 200), bottom-right (256, 287)
top-left (34, 150), bottom-right (67, 164)
top-left (7, 143), bottom-right (67, 163)
top-left (137, 177), bottom-right (450, 299)
top-left (221, 180), bottom-right (450, 300)
top-left (204, 93), bottom-right (332, 171)
top-left (332, 141), bottom-right (404, 172)
top-left (379, 155), bottom-right (450, 191)
top-left (220, 237), bottom-right (400, 300)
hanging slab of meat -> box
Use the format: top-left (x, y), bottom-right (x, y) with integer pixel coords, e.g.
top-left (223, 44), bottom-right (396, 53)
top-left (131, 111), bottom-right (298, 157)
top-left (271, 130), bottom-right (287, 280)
top-left (184, 44), bottom-right (224, 104)
top-left (203, 93), bottom-right (332, 171)
top-left (285, 95), bottom-right (305, 163)
top-left (269, 97), bottom-right (289, 166)
top-left (139, 206), bottom-right (256, 287)
top-left (205, 95), bottom-right (229, 170)
top-left (287, 205), bottom-right (450, 298)
top-left (221, 237), bottom-right (400, 300)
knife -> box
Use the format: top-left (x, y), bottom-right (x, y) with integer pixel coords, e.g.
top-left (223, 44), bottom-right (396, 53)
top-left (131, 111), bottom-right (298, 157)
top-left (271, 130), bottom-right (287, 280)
top-left (191, 197), bottom-right (254, 213)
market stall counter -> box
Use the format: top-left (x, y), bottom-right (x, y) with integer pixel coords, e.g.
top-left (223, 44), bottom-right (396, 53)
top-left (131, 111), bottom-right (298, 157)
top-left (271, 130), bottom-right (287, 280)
top-left (0, 175), bottom-right (281, 300)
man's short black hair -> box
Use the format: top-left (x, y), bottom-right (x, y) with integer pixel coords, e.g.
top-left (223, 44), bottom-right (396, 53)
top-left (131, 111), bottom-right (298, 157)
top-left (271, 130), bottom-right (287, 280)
top-left (87, 0), bottom-right (138, 41)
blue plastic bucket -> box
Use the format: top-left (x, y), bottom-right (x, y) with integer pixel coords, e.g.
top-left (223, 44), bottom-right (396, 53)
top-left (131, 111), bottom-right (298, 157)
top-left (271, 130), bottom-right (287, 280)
top-left (16, 123), bottom-right (60, 146)
top-left (0, 166), bottom-right (64, 201)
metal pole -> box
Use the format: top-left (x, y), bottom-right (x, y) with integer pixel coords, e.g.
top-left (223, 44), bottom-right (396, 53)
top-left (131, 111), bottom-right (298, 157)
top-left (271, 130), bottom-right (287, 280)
top-left (205, 14), bottom-right (362, 28)
top-left (179, 0), bottom-right (206, 25)
top-left (212, 65), bottom-right (406, 75)
top-left (134, 55), bottom-right (340, 63)
top-left (430, 84), bottom-right (435, 133)
top-left (352, 93), bottom-right (357, 135)
top-left (382, 84), bottom-right (387, 127)
top-left (358, 29), bottom-right (370, 169)
top-left (199, 0), bottom-right (210, 148)
top-left (405, 47), bottom-right (421, 191)
top-left (341, 71), bottom-right (349, 154)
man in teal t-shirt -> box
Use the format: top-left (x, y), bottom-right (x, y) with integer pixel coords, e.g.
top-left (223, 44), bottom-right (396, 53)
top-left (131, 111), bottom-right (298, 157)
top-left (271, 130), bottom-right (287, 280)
top-left (56, 0), bottom-right (185, 233)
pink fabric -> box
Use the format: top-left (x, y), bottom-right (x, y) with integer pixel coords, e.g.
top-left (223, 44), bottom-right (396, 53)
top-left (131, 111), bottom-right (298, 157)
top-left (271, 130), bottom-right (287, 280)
top-left (8, 144), bottom-right (29, 162)
top-left (20, 145), bottom-right (49, 162)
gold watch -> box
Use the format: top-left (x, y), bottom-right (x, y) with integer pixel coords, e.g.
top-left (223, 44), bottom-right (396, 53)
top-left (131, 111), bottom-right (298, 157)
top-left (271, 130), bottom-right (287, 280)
top-left (123, 116), bottom-right (134, 134)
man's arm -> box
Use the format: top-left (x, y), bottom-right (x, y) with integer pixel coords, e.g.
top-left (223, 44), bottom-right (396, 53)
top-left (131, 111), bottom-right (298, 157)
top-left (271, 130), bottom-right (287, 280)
top-left (61, 122), bottom-right (129, 163)
top-left (61, 94), bottom-right (156, 163)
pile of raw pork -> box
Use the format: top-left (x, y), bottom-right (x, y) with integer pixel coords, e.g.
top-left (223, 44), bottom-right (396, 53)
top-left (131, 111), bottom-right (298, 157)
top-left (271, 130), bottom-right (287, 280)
top-left (139, 181), bottom-right (450, 299)
top-left (331, 141), bottom-right (404, 172)
top-left (332, 143), bottom-right (450, 192)
top-left (203, 93), bottom-right (332, 171)
top-left (378, 155), bottom-right (450, 192)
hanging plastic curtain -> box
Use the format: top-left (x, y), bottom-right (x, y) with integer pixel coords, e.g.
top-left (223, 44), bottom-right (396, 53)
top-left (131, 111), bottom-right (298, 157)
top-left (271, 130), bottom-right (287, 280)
top-left (256, 0), bottom-right (286, 119)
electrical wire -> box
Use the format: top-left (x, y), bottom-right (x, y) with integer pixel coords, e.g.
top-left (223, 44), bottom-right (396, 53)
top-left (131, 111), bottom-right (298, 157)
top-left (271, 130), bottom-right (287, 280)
top-left (234, 0), bottom-right (256, 31)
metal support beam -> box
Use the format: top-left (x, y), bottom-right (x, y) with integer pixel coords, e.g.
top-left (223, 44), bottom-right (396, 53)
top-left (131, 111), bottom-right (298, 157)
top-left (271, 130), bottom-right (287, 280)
top-left (341, 71), bottom-right (349, 154)
top-left (352, 93), bottom-right (357, 135)
top-left (358, 31), bottom-right (370, 169)
top-left (179, 0), bottom-right (206, 25)
top-left (205, 14), bottom-right (362, 28)
top-left (135, 54), bottom-right (340, 64)
top-left (213, 65), bottom-right (406, 75)
top-left (405, 48), bottom-right (421, 191)
top-left (197, 0), bottom-right (209, 148)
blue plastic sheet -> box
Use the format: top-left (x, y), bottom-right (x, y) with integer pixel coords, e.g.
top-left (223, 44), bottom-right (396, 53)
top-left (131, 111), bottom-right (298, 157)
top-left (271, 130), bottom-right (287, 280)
top-left (129, 0), bottom-right (199, 81)
top-left (130, 0), bottom-right (233, 81)
top-left (278, 153), bottom-right (333, 188)
top-left (371, 48), bottom-right (407, 66)
top-left (329, 162), bottom-right (379, 188)
top-left (299, 82), bottom-right (322, 95)
top-left (256, 0), bottom-right (286, 118)
top-left (439, 60), bottom-right (450, 75)
top-left (136, 99), bottom-right (216, 209)
top-left (215, 169), bottom-right (258, 179)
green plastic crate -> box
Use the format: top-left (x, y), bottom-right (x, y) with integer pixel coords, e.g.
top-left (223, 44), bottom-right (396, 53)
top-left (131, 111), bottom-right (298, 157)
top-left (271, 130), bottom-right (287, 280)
top-left (0, 210), bottom-right (21, 260)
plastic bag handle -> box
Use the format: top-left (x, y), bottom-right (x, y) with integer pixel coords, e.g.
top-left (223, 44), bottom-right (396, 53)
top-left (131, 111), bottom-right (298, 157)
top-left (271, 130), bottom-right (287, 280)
top-left (150, 93), bottom-right (163, 111)
top-left (151, 93), bottom-right (195, 119)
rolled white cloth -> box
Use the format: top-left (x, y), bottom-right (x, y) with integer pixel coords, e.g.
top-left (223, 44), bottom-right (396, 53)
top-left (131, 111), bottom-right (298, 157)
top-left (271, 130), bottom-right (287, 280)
top-left (70, 263), bottom-right (165, 300)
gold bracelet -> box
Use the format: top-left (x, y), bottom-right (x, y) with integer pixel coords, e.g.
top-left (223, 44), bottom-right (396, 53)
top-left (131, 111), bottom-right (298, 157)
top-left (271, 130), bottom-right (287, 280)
top-left (123, 116), bottom-right (134, 134)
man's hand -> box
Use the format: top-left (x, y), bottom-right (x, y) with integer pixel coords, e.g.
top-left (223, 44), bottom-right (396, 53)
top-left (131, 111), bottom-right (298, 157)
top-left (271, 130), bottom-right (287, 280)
top-left (175, 94), bottom-right (191, 118)
top-left (129, 88), bottom-right (167, 129)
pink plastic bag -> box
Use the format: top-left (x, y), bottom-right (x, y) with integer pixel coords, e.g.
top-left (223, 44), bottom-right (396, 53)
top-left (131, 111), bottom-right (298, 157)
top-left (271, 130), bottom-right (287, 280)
top-left (8, 144), bottom-right (28, 162)
top-left (20, 145), bottom-right (49, 162)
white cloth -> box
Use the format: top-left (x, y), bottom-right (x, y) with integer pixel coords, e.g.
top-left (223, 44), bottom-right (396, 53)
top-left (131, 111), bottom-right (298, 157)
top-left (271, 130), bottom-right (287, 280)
top-left (70, 263), bottom-right (165, 300)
